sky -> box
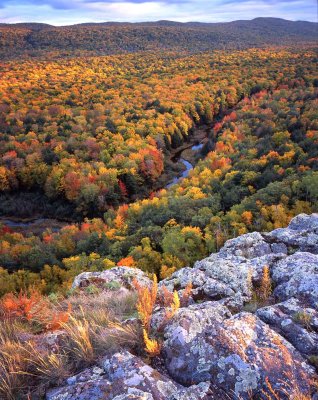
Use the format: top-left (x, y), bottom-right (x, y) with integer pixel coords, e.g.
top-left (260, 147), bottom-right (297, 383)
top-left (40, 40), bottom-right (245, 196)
top-left (0, 0), bottom-right (317, 25)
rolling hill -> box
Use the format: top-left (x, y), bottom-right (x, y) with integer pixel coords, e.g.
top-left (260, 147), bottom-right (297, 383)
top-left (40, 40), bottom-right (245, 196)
top-left (0, 18), bottom-right (317, 59)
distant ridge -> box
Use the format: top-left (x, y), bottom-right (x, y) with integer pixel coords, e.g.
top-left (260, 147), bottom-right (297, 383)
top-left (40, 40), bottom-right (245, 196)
top-left (0, 18), bottom-right (316, 59)
top-left (0, 17), bottom-right (316, 28)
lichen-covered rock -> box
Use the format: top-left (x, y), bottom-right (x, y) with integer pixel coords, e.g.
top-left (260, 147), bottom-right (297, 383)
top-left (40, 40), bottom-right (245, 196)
top-left (164, 309), bottom-right (316, 399)
top-left (72, 266), bottom-right (151, 290)
top-left (218, 232), bottom-right (272, 259)
top-left (46, 351), bottom-right (211, 400)
top-left (265, 213), bottom-right (318, 254)
top-left (160, 252), bottom-right (284, 311)
top-left (271, 252), bottom-right (318, 308)
top-left (256, 298), bottom-right (318, 357)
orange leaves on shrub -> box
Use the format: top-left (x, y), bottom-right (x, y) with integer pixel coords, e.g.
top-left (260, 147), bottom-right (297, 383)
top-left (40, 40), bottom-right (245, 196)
top-left (1, 289), bottom-right (44, 321)
top-left (258, 265), bottom-right (272, 302)
top-left (180, 282), bottom-right (193, 307)
top-left (1, 290), bottom-right (72, 332)
top-left (160, 285), bottom-right (174, 307)
top-left (165, 291), bottom-right (180, 320)
top-left (46, 303), bottom-right (72, 331)
top-left (117, 256), bottom-right (135, 267)
top-left (134, 274), bottom-right (157, 332)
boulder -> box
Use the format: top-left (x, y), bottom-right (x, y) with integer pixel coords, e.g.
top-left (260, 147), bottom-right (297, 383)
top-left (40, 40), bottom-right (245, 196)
top-left (160, 252), bottom-right (285, 311)
top-left (46, 351), bottom-right (211, 400)
top-left (271, 252), bottom-right (318, 308)
top-left (72, 266), bottom-right (151, 290)
top-left (218, 232), bottom-right (272, 259)
top-left (265, 213), bottom-right (318, 254)
top-left (163, 307), bottom-right (316, 399)
top-left (257, 298), bottom-right (318, 357)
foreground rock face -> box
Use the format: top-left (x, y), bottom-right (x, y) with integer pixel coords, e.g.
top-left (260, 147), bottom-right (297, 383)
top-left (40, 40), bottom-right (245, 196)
top-left (47, 214), bottom-right (318, 399)
top-left (47, 351), bottom-right (210, 400)
top-left (164, 309), bottom-right (315, 398)
top-left (256, 298), bottom-right (318, 356)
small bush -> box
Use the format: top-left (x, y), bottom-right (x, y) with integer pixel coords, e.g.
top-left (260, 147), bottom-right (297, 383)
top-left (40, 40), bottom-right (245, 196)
top-left (134, 274), bottom-right (157, 332)
top-left (85, 285), bottom-right (101, 295)
top-left (104, 280), bottom-right (122, 291)
top-left (258, 265), bottom-right (272, 302)
top-left (293, 311), bottom-right (312, 330)
top-left (143, 329), bottom-right (161, 357)
top-left (0, 289), bottom-right (71, 333)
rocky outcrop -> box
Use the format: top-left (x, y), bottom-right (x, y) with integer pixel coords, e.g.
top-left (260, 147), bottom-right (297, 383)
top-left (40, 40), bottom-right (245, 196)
top-left (265, 213), bottom-right (318, 254)
top-left (271, 252), bottom-right (318, 308)
top-left (47, 351), bottom-right (211, 400)
top-left (47, 214), bottom-right (318, 399)
top-left (163, 308), bottom-right (315, 399)
top-left (256, 298), bottom-right (318, 356)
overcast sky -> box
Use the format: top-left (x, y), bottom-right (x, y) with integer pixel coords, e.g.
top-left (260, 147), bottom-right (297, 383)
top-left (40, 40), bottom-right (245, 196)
top-left (0, 0), bottom-right (317, 25)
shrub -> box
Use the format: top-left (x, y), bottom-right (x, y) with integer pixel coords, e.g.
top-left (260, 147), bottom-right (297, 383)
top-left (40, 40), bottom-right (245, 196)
top-left (134, 274), bottom-right (157, 332)
top-left (0, 289), bottom-right (71, 332)
top-left (293, 311), bottom-right (312, 330)
top-left (258, 265), bottom-right (272, 302)
top-left (165, 291), bottom-right (180, 320)
top-left (143, 329), bottom-right (161, 357)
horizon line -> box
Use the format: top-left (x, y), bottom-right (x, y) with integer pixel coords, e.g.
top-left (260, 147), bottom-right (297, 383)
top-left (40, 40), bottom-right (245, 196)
top-left (0, 16), bottom-right (316, 28)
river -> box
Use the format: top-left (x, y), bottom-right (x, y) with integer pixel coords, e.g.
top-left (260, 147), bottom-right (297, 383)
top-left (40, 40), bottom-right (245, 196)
top-left (0, 217), bottom-right (68, 235)
top-left (0, 134), bottom-right (207, 234)
top-left (165, 142), bottom-right (204, 188)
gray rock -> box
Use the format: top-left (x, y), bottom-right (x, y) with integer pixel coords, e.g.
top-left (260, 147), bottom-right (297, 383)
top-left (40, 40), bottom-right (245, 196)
top-left (160, 252), bottom-right (284, 311)
top-left (218, 232), bottom-right (272, 259)
top-left (48, 213), bottom-right (318, 400)
top-left (163, 309), bottom-right (316, 399)
top-left (257, 298), bottom-right (318, 356)
top-left (72, 266), bottom-right (151, 290)
top-left (272, 252), bottom-right (318, 308)
top-left (46, 351), bottom-right (211, 400)
top-left (266, 213), bottom-right (318, 254)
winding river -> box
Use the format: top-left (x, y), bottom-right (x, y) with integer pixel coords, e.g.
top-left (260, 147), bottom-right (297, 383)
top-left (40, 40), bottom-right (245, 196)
top-left (166, 142), bottom-right (204, 188)
top-left (0, 217), bottom-right (67, 235)
top-left (0, 136), bottom-right (207, 234)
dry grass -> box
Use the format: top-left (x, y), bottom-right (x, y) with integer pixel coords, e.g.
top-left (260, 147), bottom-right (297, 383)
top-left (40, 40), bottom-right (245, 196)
top-left (261, 376), bottom-right (316, 400)
top-left (0, 321), bottom-right (69, 399)
top-left (62, 314), bottom-right (95, 366)
top-left (0, 286), bottom-right (140, 399)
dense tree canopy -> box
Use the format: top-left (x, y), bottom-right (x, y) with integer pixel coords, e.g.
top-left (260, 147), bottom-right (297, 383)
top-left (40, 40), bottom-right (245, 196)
top-left (0, 45), bottom-right (317, 294)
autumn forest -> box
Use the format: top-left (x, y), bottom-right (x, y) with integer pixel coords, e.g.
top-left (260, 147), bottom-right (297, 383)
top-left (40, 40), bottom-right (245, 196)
top-left (0, 21), bottom-right (317, 296)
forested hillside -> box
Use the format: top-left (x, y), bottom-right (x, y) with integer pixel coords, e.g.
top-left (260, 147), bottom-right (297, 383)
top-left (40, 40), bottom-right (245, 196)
top-left (0, 18), bottom-right (317, 59)
top-left (0, 46), bottom-right (317, 295)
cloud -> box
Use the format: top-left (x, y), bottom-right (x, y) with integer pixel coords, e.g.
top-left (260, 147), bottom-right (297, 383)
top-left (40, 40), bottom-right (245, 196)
top-left (0, 0), bottom-right (316, 24)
